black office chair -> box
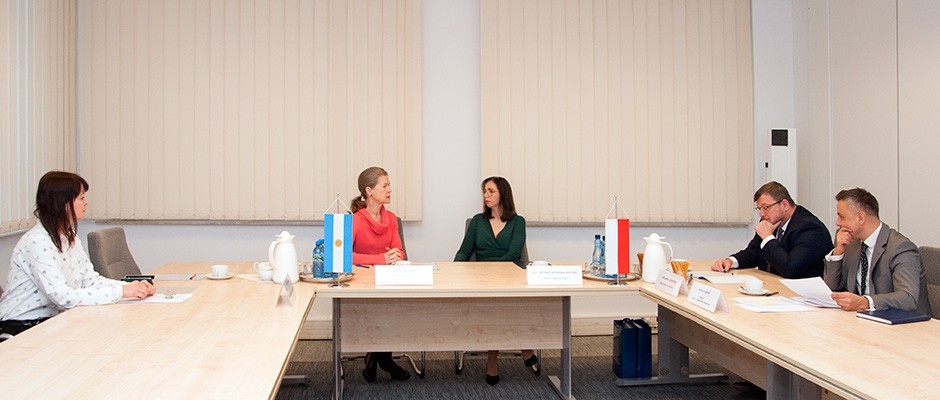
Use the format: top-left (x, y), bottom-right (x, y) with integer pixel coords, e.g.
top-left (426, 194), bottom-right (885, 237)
top-left (454, 217), bottom-right (539, 375)
top-left (0, 286), bottom-right (11, 343)
top-left (340, 217), bottom-right (426, 378)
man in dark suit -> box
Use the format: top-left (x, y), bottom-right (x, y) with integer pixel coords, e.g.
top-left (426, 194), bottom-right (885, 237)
top-left (712, 181), bottom-right (833, 278)
top-left (824, 188), bottom-right (930, 314)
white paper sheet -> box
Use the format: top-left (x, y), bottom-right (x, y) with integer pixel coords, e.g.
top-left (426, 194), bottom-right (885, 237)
top-left (733, 297), bottom-right (815, 312)
top-left (689, 270), bottom-right (753, 284)
top-left (779, 277), bottom-right (839, 308)
top-left (120, 293), bottom-right (193, 304)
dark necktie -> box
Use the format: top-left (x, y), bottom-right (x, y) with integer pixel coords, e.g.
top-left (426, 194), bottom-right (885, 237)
top-left (859, 243), bottom-right (870, 295)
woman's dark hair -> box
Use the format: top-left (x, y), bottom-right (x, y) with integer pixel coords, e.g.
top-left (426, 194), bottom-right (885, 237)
top-left (481, 176), bottom-right (516, 222)
top-left (35, 171), bottom-right (89, 252)
top-left (350, 166), bottom-right (389, 213)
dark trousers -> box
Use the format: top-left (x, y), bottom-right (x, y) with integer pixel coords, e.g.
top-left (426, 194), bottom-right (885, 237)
top-left (0, 318), bottom-right (50, 337)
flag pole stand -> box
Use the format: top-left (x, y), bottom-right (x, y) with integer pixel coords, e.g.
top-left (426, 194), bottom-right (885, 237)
top-left (607, 195), bottom-right (628, 287)
top-left (327, 192), bottom-right (350, 288)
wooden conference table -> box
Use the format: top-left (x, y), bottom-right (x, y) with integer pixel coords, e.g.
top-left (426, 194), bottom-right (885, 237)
top-left (632, 263), bottom-right (940, 400)
top-left (315, 261), bottom-right (631, 399)
top-left (0, 262), bottom-right (316, 400)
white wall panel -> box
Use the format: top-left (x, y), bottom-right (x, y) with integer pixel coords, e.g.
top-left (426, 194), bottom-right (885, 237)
top-left (898, 0), bottom-right (940, 247)
top-left (829, 0), bottom-right (899, 226)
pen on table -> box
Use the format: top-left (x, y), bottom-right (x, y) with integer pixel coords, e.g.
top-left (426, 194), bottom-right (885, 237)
top-left (355, 264), bottom-right (371, 269)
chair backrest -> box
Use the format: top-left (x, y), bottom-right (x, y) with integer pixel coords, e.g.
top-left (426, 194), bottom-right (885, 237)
top-left (464, 217), bottom-right (529, 266)
top-left (87, 227), bottom-right (142, 279)
top-left (397, 216), bottom-right (408, 261)
top-left (920, 246), bottom-right (940, 319)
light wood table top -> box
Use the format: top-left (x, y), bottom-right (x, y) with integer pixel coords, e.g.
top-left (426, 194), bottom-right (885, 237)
top-left (638, 261), bottom-right (940, 400)
top-left (314, 261), bottom-right (639, 298)
top-left (0, 262), bottom-right (316, 400)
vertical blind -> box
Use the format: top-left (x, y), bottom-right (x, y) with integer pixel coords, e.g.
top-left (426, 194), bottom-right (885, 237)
top-left (76, 0), bottom-right (422, 222)
top-left (481, 0), bottom-right (754, 224)
top-left (0, 0), bottom-right (76, 235)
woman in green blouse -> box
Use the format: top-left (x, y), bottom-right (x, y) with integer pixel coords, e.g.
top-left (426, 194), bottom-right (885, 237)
top-left (453, 176), bottom-right (536, 385)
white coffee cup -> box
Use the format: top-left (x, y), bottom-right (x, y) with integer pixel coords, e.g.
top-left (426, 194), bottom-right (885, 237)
top-left (530, 260), bottom-right (549, 266)
top-left (744, 278), bottom-right (764, 293)
top-left (211, 264), bottom-right (229, 278)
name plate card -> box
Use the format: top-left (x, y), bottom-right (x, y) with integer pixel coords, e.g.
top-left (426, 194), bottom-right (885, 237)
top-left (526, 265), bottom-right (583, 286)
top-left (654, 269), bottom-right (689, 297)
top-left (276, 276), bottom-right (296, 307)
top-left (687, 282), bottom-right (728, 313)
top-left (375, 265), bottom-right (434, 286)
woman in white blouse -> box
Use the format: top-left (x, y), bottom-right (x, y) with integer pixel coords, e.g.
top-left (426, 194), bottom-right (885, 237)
top-left (0, 171), bottom-right (154, 337)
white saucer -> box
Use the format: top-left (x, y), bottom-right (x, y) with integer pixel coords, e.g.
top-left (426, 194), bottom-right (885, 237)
top-left (738, 286), bottom-right (770, 296)
top-left (205, 273), bottom-right (234, 280)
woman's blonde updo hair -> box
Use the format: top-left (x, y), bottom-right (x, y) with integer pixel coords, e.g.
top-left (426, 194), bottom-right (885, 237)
top-left (350, 166), bottom-right (389, 213)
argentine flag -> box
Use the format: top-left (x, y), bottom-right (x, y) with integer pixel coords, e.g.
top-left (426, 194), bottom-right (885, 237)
top-left (324, 213), bottom-right (353, 274)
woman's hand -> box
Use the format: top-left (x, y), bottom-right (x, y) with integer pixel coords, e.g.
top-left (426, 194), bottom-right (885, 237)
top-left (122, 280), bottom-right (156, 300)
top-left (384, 247), bottom-right (403, 264)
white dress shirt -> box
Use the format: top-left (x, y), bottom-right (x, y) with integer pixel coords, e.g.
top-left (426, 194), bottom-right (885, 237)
top-left (0, 224), bottom-right (124, 321)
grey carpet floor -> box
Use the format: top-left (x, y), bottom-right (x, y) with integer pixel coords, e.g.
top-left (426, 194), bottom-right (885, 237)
top-left (275, 336), bottom-right (764, 399)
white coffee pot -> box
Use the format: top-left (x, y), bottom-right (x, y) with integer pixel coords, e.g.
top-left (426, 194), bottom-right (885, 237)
top-left (641, 233), bottom-right (673, 283)
top-left (269, 231), bottom-right (299, 283)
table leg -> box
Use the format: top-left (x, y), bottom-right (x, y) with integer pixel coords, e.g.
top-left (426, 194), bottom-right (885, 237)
top-left (767, 362), bottom-right (821, 400)
top-left (548, 296), bottom-right (575, 400)
top-left (616, 305), bottom-right (727, 386)
top-left (333, 298), bottom-right (343, 400)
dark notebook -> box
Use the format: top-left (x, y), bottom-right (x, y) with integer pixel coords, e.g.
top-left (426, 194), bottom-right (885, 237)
top-left (856, 309), bottom-right (931, 325)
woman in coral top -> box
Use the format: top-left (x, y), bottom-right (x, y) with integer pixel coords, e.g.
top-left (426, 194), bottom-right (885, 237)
top-left (349, 166), bottom-right (410, 382)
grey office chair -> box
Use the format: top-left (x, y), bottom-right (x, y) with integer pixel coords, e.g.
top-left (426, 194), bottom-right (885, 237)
top-left (920, 246), bottom-right (940, 319)
top-left (87, 227), bottom-right (142, 279)
top-left (339, 217), bottom-right (426, 378)
top-left (454, 217), bottom-right (539, 375)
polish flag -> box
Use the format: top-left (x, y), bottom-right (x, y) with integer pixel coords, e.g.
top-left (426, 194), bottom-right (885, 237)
top-left (324, 213), bottom-right (353, 274)
top-left (605, 219), bottom-right (630, 275)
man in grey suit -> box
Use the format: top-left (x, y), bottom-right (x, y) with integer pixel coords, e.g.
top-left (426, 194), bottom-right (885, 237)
top-left (824, 188), bottom-right (930, 314)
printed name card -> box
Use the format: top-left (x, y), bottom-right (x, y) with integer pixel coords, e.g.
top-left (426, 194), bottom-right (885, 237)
top-left (654, 269), bottom-right (689, 297)
top-left (374, 265), bottom-right (434, 286)
top-left (526, 265), bottom-right (583, 286)
top-left (687, 282), bottom-right (728, 313)
top-left (276, 275), bottom-right (296, 307)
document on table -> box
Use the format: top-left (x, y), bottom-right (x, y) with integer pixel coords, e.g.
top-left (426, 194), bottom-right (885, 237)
top-left (780, 277), bottom-right (839, 308)
top-left (733, 297), bottom-right (815, 313)
top-left (120, 293), bottom-right (194, 304)
top-left (689, 270), bottom-right (752, 284)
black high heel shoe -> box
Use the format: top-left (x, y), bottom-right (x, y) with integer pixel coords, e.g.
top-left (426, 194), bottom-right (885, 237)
top-left (485, 373), bottom-right (500, 386)
top-left (524, 354), bottom-right (541, 375)
top-left (524, 354), bottom-right (539, 368)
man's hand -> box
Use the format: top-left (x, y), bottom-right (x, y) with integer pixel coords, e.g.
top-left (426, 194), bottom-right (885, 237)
top-left (833, 229), bottom-right (853, 256)
top-left (122, 280), bottom-right (155, 300)
top-left (755, 220), bottom-right (781, 240)
top-left (832, 292), bottom-right (869, 311)
top-left (711, 258), bottom-right (732, 272)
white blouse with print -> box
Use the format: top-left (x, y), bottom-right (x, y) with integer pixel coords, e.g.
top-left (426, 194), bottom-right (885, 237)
top-left (0, 224), bottom-right (123, 321)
